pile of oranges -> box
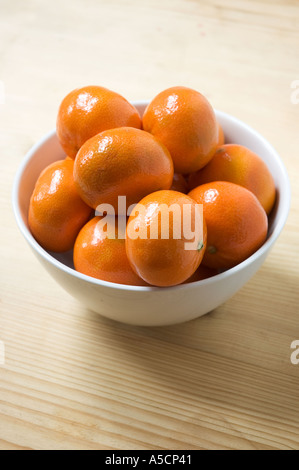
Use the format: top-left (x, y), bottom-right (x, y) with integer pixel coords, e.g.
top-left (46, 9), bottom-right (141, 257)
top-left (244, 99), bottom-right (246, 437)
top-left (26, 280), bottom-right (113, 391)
top-left (28, 85), bottom-right (275, 287)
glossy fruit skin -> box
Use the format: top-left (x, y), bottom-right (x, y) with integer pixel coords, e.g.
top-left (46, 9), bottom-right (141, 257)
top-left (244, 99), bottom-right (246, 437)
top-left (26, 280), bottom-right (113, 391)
top-left (188, 181), bottom-right (268, 270)
top-left (56, 85), bottom-right (141, 159)
top-left (74, 216), bottom-right (148, 285)
top-left (125, 190), bottom-right (207, 287)
top-left (170, 173), bottom-right (188, 193)
top-left (28, 159), bottom-right (92, 252)
top-left (188, 144), bottom-right (276, 214)
top-left (74, 127), bottom-right (174, 212)
top-left (142, 86), bottom-right (218, 174)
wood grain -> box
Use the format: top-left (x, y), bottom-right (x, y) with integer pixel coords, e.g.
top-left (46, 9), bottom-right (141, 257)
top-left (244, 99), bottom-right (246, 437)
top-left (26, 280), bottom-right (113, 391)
top-left (0, 0), bottom-right (299, 450)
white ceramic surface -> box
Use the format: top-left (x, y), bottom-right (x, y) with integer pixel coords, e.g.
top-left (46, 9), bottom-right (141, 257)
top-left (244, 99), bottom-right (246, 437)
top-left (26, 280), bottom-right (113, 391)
top-left (12, 102), bottom-right (291, 326)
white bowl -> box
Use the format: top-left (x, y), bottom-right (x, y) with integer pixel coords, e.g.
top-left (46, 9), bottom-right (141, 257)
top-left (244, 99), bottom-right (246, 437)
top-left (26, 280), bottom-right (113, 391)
top-left (12, 102), bottom-right (291, 326)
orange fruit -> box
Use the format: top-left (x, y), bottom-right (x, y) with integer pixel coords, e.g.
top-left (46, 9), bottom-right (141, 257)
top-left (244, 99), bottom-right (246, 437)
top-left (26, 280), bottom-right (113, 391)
top-left (74, 127), bottom-right (174, 213)
top-left (74, 216), bottom-right (148, 285)
top-left (28, 158), bottom-right (92, 252)
top-left (56, 85), bottom-right (141, 159)
top-left (188, 144), bottom-right (276, 214)
top-left (142, 86), bottom-right (218, 174)
top-left (170, 173), bottom-right (188, 193)
top-left (125, 190), bottom-right (207, 287)
top-left (217, 123), bottom-right (225, 146)
top-left (188, 182), bottom-right (268, 269)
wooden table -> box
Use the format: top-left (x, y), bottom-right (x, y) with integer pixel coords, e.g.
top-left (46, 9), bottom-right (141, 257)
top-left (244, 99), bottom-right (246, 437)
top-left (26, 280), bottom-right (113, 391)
top-left (1, 0), bottom-right (299, 450)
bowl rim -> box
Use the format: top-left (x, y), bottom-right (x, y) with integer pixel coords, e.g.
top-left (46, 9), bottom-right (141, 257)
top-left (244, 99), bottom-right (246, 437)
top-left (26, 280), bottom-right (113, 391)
top-left (12, 104), bottom-right (291, 292)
